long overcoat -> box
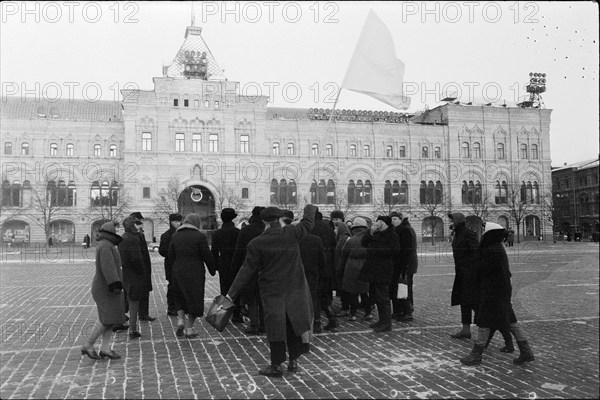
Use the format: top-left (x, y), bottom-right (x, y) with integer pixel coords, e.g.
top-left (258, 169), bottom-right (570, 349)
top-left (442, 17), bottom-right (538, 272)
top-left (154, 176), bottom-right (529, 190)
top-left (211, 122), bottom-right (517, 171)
top-left (299, 233), bottom-right (325, 317)
top-left (92, 230), bottom-right (125, 325)
top-left (360, 228), bottom-right (400, 284)
top-left (137, 231), bottom-right (153, 291)
top-left (396, 219), bottom-right (418, 275)
top-left (118, 223), bottom-right (147, 301)
top-left (168, 224), bottom-right (217, 318)
top-left (230, 217), bottom-right (266, 303)
top-left (228, 205), bottom-right (316, 342)
top-left (311, 220), bottom-right (336, 278)
top-left (450, 213), bottom-right (480, 307)
top-left (159, 225), bottom-right (177, 281)
top-left (475, 228), bottom-right (517, 330)
top-left (211, 221), bottom-right (240, 295)
top-left (337, 228), bottom-right (370, 294)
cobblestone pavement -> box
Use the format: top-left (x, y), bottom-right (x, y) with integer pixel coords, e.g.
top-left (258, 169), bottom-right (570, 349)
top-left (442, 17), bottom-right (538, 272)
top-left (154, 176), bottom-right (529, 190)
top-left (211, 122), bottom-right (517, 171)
top-left (1, 242), bottom-right (598, 399)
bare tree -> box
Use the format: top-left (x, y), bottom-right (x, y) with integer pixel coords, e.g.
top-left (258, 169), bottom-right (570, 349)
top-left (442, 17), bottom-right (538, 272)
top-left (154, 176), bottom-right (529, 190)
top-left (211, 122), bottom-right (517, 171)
top-left (320, 189), bottom-right (358, 220)
top-left (154, 177), bottom-right (181, 224)
top-left (417, 188), bottom-right (447, 246)
top-left (372, 189), bottom-right (412, 218)
top-left (89, 183), bottom-right (132, 223)
top-left (506, 184), bottom-right (534, 244)
top-left (468, 188), bottom-right (492, 222)
top-left (212, 181), bottom-right (246, 216)
top-left (29, 182), bottom-right (65, 242)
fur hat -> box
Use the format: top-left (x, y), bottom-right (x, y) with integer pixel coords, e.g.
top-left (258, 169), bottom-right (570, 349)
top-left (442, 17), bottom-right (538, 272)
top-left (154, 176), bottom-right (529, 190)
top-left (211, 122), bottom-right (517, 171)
top-left (330, 210), bottom-right (344, 221)
top-left (169, 213), bottom-right (183, 222)
top-left (221, 208), bottom-right (237, 223)
top-left (99, 221), bottom-right (118, 234)
top-left (260, 207), bottom-right (284, 222)
top-left (251, 206), bottom-right (264, 216)
top-left (130, 212), bottom-right (144, 220)
top-left (351, 217), bottom-right (368, 229)
top-left (376, 215), bottom-right (393, 228)
top-left (389, 211), bottom-right (403, 219)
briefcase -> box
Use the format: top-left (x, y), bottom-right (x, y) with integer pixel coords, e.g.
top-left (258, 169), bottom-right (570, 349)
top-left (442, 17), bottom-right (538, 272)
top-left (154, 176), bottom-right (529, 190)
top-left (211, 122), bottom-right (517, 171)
top-left (205, 295), bottom-right (236, 332)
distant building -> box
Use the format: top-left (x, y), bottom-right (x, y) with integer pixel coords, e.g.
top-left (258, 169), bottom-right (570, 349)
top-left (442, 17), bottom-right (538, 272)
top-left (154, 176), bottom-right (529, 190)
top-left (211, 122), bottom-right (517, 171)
top-left (1, 23), bottom-right (553, 244)
top-left (552, 158), bottom-right (600, 239)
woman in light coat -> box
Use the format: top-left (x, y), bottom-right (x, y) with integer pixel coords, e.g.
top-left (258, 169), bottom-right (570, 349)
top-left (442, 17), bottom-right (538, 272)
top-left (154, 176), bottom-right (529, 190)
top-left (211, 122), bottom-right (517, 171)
top-left (81, 221), bottom-right (125, 360)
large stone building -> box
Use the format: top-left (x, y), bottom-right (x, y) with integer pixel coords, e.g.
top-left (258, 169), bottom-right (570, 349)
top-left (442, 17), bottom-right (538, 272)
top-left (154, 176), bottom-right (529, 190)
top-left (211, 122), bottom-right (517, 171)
top-left (552, 158), bottom-right (599, 239)
top-left (1, 23), bottom-right (553, 245)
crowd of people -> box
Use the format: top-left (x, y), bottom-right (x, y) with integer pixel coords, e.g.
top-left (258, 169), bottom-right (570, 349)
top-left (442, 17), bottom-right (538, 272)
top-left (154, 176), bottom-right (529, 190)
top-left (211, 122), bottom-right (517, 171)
top-left (81, 206), bottom-right (534, 374)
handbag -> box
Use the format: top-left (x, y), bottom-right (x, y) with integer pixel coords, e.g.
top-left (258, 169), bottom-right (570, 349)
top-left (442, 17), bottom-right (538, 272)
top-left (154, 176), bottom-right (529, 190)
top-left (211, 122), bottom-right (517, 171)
top-left (205, 295), bottom-right (236, 332)
top-left (397, 282), bottom-right (408, 299)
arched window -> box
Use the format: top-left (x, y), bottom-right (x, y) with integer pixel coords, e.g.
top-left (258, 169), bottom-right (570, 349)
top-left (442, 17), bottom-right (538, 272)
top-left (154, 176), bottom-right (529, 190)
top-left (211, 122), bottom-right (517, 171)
top-left (521, 181), bottom-right (527, 202)
top-left (326, 144), bottom-right (333, 156)
top-left (175, 133), bottom-right (185, 152)
top-left (497, 143), bottom-right (505, 159)
top-left (11, 181), bottom-right (21, 206)
top-left (399, 146), bottom-right (406, 158)
top-left (384, 180), bottom-right (392, 204)
top-left (461, 142), bottom-right (470, 158)
top-left (272, 142), bottom-right (280, 155)
top-left (279, 179), bottom-right (287, 204)
top-left (47, 180), bottom-right (57, 206)
top-left (495, 181), bottom-right (507, 204)
top-left (531, 144), bottom-right (539, 159)
top-left (392, 180), bottom-right (401, 205)
top-left (435, 181), bottom-right (443, 204)
top-left (419, 181), bottom-right (427, 204)
top-left (67, 181), bottom-right (77, 206)
top-left (311, 143), bottom-right (319, 156)
top-left (526, 181), bottom-right (534, 203)
top-left (209, 134), bottom-right (218, 152)
top-left (91, 181), bottom-right (101, 206)
top-left (66, 143), bottom-right (74, 156)
top-left (240, 135), bottom-right (249, 153)
top-left (310, 180), bottom-right (317, 204)
top-left (4, 142), bottom-right (12, 155)
top-left (109, 144), bottom-right (117, 157)
top-left (520, 143), bottom-right (528, 159)
top-left (363, 180), bottom-right (372, 204)
top-left (93, 144), bottom-right (101, 157)
top-left (473, 142), bottom-right (481, 158)
top-left (385, 145), bottom-right (393, 158)
top-left (326, 179), bottom-right (336, 204)
top-left (142, 132), bottom-right (152, 151)
top-left (110, 181), bottom-right (119, 206)
top-left (287, 179), bottom-right (297, 204)
top-left (270, 179), bottom-right (278, 205)
top-left (349, 144), bottom-right (357, 157)
top-left (347, 180), bottom-right (356, 204)
top-left (467, 181), bottom-right (475, 203)
top-left (399, 180), bottom-right (408, 204)
top-left (50, 143), bottom-right (58, 156)
top-left (355, 180), bottom-right (364, 204)
top-left (461, 181), bottom-right (469, 204)
top-left (317, 179), bottom-right (327, 204)
top-left (192, 134), bottom-right (202, 152)
top-left (434, 147), bottom-right (441, 159)
top-left (21, 142), bottom-right (29, 155)
top-left (57, 180), bottom-right (67, 206)
top-left (532, 181), bottom-right (539, 204)
top-left (287, 143), bottom-right (295, 155)
top-left (363, 145), bottom-right (370, 157)
top-left (474, 181), bottom-right (482, 203)
top-left (421, 146), bottom-right (428, 158)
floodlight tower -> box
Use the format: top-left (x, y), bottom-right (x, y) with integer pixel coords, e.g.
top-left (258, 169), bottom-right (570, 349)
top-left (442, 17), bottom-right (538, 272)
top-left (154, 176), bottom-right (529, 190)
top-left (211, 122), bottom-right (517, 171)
top-left (519, 72), bottom-right (547, 108)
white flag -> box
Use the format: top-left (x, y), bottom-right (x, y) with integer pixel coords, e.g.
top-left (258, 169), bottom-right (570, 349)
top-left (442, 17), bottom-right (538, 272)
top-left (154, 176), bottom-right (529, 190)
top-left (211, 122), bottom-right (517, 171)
top-left (342, 10), bottom-right (410, 109)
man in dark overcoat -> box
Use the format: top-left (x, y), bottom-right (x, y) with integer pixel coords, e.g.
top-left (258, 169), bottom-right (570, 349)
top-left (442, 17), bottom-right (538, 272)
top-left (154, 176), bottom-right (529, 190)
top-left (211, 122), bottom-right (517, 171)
top-left (310, 211), bottom-right (338, 331)
top-left (159, 213), bottom-right (182, 316)
top-left (130, 212), bottom-right (155, 322)
top-left (228, 204), bottom-right (316, 377)
top-left (231, 206), bottom-right (266, 331)
top-left (391, 212), bottom-right (418, 322)
top-left (460, 222), bottom-right (534, 365)
top-left (448, 212), bottom-right (480, 339)
top-left (211, 208), bottom-right (240, 296)
top-left (360, 216), bottom-right (400, 332)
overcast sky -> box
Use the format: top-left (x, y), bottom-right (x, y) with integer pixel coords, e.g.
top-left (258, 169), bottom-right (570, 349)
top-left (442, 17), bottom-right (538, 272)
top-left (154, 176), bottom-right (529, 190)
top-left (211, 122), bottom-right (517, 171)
top-left (1, 1), bottom-right (598, 165)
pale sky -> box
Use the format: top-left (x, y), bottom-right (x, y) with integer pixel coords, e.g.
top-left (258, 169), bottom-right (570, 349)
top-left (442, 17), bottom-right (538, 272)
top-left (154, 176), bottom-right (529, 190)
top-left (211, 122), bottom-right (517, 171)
top-left (1, 1), bottom-right (598, 166)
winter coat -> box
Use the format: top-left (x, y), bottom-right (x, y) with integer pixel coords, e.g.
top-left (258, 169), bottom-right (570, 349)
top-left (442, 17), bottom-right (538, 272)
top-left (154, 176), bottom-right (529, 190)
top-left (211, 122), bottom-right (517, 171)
top-left (333, 222), bottom-right (351, 290)
top-left (311, 219), bottom-right (336, 278)
top-left (475, 227), bottom-right (517, 330)
top-left (396, 219), bottom-right (418, 275)
top-left (92, 230), bottom-right (125, 325)
top-left (299, 233), bottom-right (325, 313)
top-left (338, 227), bottom-right (369, 293)
top-left (137, 231), bottom-right (153, 291)
top-left (118, 222), bottom-right (147, 301)
top-left (360, 227), bottom-right (401, 284)
top-left (231, 217), bottom-right (266, 302)
top-left (159, 225), bottom-right (177, 281)
top-left (211, 222), bottom-right (240, 295)
top-left (228, 205), bottom-right (316, 342)
top-left (168, 224), bottom-right (217, 318)
top-left (450, 213), bottom-right (480, 307)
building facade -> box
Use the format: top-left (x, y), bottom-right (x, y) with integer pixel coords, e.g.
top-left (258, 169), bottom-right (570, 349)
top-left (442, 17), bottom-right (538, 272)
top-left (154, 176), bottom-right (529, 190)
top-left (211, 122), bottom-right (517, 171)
top-left (1, 24), bottom-right (553, 245)
top-left (552, 159), bottom-right (600, 239)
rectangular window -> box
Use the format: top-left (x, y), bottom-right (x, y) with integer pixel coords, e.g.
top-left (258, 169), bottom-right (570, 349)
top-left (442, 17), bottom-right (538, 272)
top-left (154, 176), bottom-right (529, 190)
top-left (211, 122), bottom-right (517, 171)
top-left (109, 145), bottom-right (117, 157)
top-left (5, 142), bottom-right (12, 155)
top-left (214, 101), bottom-right (220, 108)
top-left (192, 133), bottom-right (202, 152)
top-left (434, 147), bottom-right (441, 159)
top-left (175, 133), bottom-right (185, 152)
top-left (242, 188), bottom-right (249, 199)
top-left (287, 143), bottom-right (294, 155)
top-left (173, 99), bottom-right (179, 107)
top-left (194, 99), bottom-right (199, 107)
top-left (142, 132), bottom-right (152, 151)
top-left (209, 134), bottom-right (218, 152)
top-left (204, 100), bottom-right (209, 108)
top-left (240, 135), bottom-right (249, 153)
top-left (142, 187), bottom-right (151, 199)
top-left (399, 146), bottom-right (406, 158)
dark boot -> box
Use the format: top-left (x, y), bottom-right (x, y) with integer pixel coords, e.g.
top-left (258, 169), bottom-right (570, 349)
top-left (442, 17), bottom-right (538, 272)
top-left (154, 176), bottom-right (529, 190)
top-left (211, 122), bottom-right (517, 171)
top-left (460, 343), bottom-right (485, 366)
top-left (369, 320), bottom-right (384, 329)
top-left (259, 364), bottom-right (283, 377)
top-left (313, 320), bottom-right (322, 334)
top-left (287, 358), bottom-right (299, 373)
top-left (499, 330), bottom-right (515, 353)
top-left (324, 306), bottom-right (338, 331)
top-left (513, 340), bottom-right (534, 364)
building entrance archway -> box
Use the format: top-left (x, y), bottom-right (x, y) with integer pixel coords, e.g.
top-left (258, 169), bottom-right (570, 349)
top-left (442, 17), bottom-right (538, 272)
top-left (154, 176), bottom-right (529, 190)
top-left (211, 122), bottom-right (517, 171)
top-left (177, 185), bottom-right (217, 232)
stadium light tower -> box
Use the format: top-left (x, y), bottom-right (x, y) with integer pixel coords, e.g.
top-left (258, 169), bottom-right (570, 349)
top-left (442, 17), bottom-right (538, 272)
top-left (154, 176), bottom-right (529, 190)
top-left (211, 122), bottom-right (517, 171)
top-left (518, 72), bottom-right (547, 108)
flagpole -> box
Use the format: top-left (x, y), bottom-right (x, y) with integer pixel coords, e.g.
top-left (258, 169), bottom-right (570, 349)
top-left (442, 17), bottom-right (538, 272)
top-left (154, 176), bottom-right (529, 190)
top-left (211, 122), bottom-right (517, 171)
top-left (328, 86), bottom-right (342, 122)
